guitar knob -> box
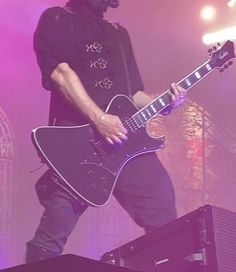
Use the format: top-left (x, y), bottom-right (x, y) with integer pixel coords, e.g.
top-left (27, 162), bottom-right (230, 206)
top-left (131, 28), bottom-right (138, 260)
top-left (208, 48), bottom-right (213, 54)
top-left (88, 170), bottom-right (95, 177)
top-left (102, 189), bottom-right (109, 197)
top-left (99, 177), bottom-right (108, 184)
top-left (89, 182), bottom-right (97, 190)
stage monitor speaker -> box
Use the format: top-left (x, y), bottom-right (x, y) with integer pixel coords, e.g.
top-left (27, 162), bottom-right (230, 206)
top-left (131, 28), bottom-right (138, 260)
top-left (101, 205), bottom-right (236, 272)
top-left (1, 254), bottom-right (140, 272)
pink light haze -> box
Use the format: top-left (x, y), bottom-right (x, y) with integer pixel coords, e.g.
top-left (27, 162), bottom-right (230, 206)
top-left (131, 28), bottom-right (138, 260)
top-left (0, 0), bottom-right (236, 269)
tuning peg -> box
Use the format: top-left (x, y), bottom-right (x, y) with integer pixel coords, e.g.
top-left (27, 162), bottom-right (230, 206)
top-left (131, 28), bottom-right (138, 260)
top-left (217, 42), bottom-right (221, 47)
top-left (208, 48), bottom-right (213, 54)
top-left (228, 61), bottom-right (233, 65)
top-left (219, 68), bottom-right (224, 73)
top-left (213, 46), bottom-right (217, 51)
top-left (224, 64), bottom-right (229, 69)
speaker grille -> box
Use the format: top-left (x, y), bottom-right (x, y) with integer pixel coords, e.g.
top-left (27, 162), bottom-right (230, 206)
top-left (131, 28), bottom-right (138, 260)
top-left (213, 207), bottom-right (236, 272)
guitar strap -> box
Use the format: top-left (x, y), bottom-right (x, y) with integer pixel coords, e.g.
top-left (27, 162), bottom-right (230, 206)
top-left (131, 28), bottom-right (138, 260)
top-left (48, 92), bottom-right (56, 126)
top-left (118, 40), bottom-right (133, 99)
top-left (110, 21), bottom-right (133, 98)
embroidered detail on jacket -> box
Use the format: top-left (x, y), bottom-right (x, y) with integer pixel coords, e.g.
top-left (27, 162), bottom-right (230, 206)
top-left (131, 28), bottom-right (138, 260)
top-left (86, 42), bottom-right (103, 53)
top-left (89, 58), bottom-right (108, 69)
top-left (95, 77), bottom-right (113, 89)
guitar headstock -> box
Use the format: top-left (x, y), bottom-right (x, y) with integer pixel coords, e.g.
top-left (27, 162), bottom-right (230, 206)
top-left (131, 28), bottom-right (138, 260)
top-left (209, 40), bottom-right (235, 72)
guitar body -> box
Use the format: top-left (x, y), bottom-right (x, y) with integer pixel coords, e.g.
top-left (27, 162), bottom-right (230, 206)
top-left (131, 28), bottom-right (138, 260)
top-left (32, 95), bottom-right (165, 206)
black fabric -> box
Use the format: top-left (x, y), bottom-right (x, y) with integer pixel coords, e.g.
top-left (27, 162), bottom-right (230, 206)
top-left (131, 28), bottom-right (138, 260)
top-left (115, 153), bottom-right (177, 232)
top-left (34, 6), bottom-right (144, 124)
top-left (28, 170), bottom-right (87, 255)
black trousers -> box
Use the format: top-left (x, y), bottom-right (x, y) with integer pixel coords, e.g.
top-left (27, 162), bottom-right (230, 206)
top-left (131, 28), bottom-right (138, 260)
top-left (28, 153), bottom-right (177, 255)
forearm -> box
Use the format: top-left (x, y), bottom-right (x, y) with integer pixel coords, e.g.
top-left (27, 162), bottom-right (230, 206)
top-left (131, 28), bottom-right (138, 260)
top-left (132, 91), bottom-right (153, 108)
top-left (50, 62), bottom-right (127, 144)
top-left (50, 62), bottom-right (104, 123)
top-left (133, 90), bottom-right (171, 115)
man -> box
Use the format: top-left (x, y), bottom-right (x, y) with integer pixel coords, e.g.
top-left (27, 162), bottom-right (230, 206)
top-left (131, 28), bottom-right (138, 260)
top-left (26, 0), bottom-right (186, 262)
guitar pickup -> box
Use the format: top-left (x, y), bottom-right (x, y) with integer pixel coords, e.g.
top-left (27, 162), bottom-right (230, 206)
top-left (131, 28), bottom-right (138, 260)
top-left (90, 139), bottom-right (107, 158)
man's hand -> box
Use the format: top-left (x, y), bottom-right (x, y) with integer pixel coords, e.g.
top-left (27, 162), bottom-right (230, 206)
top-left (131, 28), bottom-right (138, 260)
top-left (169, 83), bottom-right (187, 109)
top-left (94, 113), bottom-right (128, 145)
top-left (133, 84), bottom-right (187, 113)
top-left (160, 83), bottom-right (187, 115)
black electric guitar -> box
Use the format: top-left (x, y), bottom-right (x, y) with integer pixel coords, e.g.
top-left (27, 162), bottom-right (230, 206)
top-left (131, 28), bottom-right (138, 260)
top-left (32, 40), bottom-right (235, 206)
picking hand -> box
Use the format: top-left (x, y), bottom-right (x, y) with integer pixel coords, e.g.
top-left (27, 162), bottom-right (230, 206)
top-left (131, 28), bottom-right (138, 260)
top-left (95, 113), bottom-right (128, 145)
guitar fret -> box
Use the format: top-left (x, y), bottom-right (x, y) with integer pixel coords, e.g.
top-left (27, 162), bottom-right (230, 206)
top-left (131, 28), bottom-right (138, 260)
top-left (206, 63), bottom-right (212, 71)
top-left (141, 111), bottom-right (148, 120)
top-left (159, 98), bottom-right (166, 107)
top-left (145, 108), bottom-right (152, 117)
top-left (194, 71), bottom-right (201, 79)
top-left (179, 60), bottom-right (214, 91)
top-left (185, 78), bottom-right (191, 87)
top-left (133, 113), bottom-right (146, 127)
top-left (150, 104), bottom-right (157, 113)
top-left (183, 67), bottom-right (203, 89)
top-left (137, 114), bottom-right (145, 123)
top-left (188, 75), bottom-right (196, 85)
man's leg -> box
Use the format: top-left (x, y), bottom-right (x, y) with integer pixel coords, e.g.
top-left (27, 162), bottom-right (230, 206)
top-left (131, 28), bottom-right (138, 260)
top-left (114, 153), bottom-right (177, 233)
top-left (26, 170), bottom-right (88, 262)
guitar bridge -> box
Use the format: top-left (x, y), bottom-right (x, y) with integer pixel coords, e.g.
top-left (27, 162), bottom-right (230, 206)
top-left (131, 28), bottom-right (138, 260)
top-left (91, 138), bottom-right (122, 158)
top-left (91, 139), bottom-right (107, 158)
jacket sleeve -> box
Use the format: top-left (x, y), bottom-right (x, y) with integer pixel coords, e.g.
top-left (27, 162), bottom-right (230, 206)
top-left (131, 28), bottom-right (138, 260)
top-left (33, 7), bottom-right (69, 90)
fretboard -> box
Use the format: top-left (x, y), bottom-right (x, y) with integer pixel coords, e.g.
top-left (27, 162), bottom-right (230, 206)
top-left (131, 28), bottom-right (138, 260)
top-left (132, 59), bottom-right (213, 127)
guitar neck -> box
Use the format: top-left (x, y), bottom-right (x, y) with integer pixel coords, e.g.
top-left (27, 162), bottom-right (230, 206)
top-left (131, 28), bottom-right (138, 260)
top-left (133, 59), bottom-right (213, 127)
